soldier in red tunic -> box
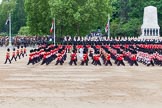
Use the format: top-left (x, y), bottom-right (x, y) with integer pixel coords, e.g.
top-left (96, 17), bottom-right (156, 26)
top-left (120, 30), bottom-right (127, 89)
top-left (69, 50), bottom-right (77, 65)
top-left (130, 51), bottom-right (138, 66)
top-left (105, 51), bottom-right (112, 66)
top-left (24, 46), bottom-right (27, 56)
top-left (11, 48), bottom-right (17, 61)
top-left (55, 50), bottom-right (63, 65)
top-left (89, 46), bottom-right (94, 58)
top-left (41, 49), bottom-right (48, 65)
top-left (80, 50), bottom-right (89, 66)
top-left (16, 46), bottom-right (21, 59)
top-left (4, 48), bottom-right (11, 64)
top-left (93, 51), bottom-right (101, 66)
top-left (117, 51), bottom-right (125, 66)
top-left (20, 46), bottom-right (24, 58)
top-left (27, 49), bottom-right (34, 65)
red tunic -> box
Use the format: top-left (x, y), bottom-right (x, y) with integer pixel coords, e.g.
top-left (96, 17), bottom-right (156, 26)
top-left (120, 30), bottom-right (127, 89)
top-left (57, 53), bottom-right (62, 61)
top-left (96, 45), bottom-right (101, 49)
top-left (12, 51), bottom-right (16, 57)
top-left (71, 53), bottom-right (77, 60)
top-left (94, 54), bottom-right (100, 61)
top-left (29, 53), bottom-right (33, 60)
top-left (131, 54), bottom-right (137, 61)
top-left (83, 54), bottom-right (88, 61)
top-left (43, 52), bottom-right (48, 59)
top-left (20, 48), bottom-right (23, 53)
top-left (67, 45), bottom-right (72, 50)
top-left (117, 54), bottom-right (123, 61)
top-left (17, 50), bottom-right (19, 55)
top-left (6, 52), bottom-right (10, 59)
top-left (24, 48), bottom-right (27, 53)
top-left (106, 54), bottom-right (111, 61)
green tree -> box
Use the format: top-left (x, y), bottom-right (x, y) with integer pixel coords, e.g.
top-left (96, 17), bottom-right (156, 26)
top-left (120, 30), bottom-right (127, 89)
top-left (12, 0), bottom-right (26, 34)
top-left (0, 0), bottom-right (15, 33)
top-left (25, 0), bottom-right (51, 35)
top-left (18, 26), bottom-right (30, 35)
top-left (49, 0), bottom-right (112, 37)
top-left (1, 0), bottom-right (162, 37)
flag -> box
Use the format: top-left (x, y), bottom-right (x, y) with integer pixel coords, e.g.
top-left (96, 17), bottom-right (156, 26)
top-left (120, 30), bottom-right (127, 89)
top-left (50, 20), bottom-right (54, 33)
top-left (5, 17), bottom-right (9, 25)
top-left (105, 19), bottom-right (109, 33)
top-left (50, 18), bottom-right (56, 45)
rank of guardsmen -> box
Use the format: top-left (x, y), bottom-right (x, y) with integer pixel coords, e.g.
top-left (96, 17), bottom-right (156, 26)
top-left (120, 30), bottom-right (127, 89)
top-left (4, 45), bottom-right (27, 64)
top-left (4, 37), bottom-right (162, 66)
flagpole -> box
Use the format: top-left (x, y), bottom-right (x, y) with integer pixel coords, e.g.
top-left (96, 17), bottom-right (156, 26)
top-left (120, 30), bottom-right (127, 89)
top-left (8, 12), bottom-right (12, 47)
top-left (108, 14), bottom-right (110, 39)
top-left (53, 18), bottom-right (56, 45)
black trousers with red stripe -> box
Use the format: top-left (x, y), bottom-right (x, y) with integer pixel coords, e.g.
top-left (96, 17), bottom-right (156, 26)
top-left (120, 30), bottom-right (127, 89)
top-left (11, 56), bottom-right (17, 61)
top-left (4, 58), bottom-right (11, 64)
top-left (105, 60), bottom-right (112, 66)
top-left (27, 59), bottom-right (34, 65)
top-left (130, 60), bottom-right (138, 66)
top-left (69, 60), bottom-right (77, 65)
top-left (81, 60), bottom-right (88, 66)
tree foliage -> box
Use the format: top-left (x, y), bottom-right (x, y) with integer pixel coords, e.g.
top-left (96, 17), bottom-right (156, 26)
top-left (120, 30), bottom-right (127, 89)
top-left (25, 0), bottom-right (51, 35)
top-left (49, 0), bottom-right (111, 37)
top-left (18, 26), bottom-right (30, 35)
top-left (12, 0), bottom-right (26, 34)
top-left (0, 0), bottom-right (15, 33)
top-left (0, 0), bottom-right (162, 37)
top-left (111, 0), bottom-right (162, 37)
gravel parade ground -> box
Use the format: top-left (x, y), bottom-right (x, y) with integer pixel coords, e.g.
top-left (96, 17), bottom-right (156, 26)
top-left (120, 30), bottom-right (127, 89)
top-left (0, 47), bottom-right (162, 108)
